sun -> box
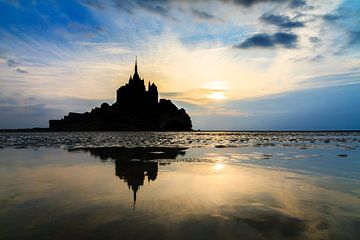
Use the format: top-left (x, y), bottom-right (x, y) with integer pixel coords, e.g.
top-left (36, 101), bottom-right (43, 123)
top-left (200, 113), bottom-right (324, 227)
top-left (214, 163), bottom-right (225, 171)
top-left (207, 91), bottom-right (227, 100)
top-left (204, 81), bottom-right (228, 100)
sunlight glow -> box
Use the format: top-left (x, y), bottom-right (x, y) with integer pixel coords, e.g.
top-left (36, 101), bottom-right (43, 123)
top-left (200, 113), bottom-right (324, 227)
top-left (204, 81), bottom-right (229, 91)
top-left (207, 91), bottom-right (227, 100)
top-left (214, 163), bottom-right (224, 171)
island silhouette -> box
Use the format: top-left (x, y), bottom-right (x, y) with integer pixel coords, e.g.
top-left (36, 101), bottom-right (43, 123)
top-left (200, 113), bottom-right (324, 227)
top-left (49, 58), bottom-right (192, 131)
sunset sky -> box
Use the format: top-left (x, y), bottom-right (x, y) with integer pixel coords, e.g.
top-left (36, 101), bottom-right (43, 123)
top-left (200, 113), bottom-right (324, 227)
top-left (0, 0), bottom-right (359, 130)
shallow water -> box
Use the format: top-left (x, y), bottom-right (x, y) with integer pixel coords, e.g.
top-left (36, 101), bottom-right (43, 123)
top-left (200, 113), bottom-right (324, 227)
top-left (0, 132), bottom-right (360, 240)
top-left (1, 131), bottom-right (359, 149)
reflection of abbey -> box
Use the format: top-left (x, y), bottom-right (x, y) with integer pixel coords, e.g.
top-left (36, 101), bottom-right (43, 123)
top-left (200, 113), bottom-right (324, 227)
top-left (71, 147), bottom-right (187, 209)
top-left (49, 58), bottom-right (192, 131)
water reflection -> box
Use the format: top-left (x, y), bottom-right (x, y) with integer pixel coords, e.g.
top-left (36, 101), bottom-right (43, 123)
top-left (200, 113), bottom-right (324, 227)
top-left (70, 147), bottom-right (187, 208)
top-left (1, 147), bottom-right (360, 240)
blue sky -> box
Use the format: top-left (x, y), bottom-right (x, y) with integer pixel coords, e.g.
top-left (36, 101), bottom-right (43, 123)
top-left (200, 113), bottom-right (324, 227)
top-left (0, 0), bottom-right (359, 130)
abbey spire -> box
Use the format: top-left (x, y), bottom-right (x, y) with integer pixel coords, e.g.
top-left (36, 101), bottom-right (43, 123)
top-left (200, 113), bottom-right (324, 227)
top-left (133, 56), bottom-right (140, 81)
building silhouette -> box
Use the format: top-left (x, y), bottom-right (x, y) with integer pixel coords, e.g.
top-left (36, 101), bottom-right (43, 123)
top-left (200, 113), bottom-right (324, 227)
top-left (49, 58), bottom-right (192, 131)
top-left (116, 57), bottom-right (158, 111)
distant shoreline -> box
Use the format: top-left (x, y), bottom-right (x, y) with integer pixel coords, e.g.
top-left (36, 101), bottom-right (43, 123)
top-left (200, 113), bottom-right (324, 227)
top-left (0, 128), bottom-right (359, 133)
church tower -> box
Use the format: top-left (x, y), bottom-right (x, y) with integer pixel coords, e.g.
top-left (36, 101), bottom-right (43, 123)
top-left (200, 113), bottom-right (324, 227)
top-left (116, 57), bottom-right (158, 108)
top-left (132, 56), bottom-right (141, 82)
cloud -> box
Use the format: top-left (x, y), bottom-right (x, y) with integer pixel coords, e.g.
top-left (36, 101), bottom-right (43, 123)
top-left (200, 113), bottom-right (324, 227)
top-left (318, 0), bottom-right (360, 50)
top-left (260, 13), bottom-right (304, 28)
top-left (236, 32), bottom-right (298, 49)
top-left (237, 34), bottom-right (275, 48)
top-left (288, 0), bottom-right (306, 8)
top-left (81, 0), bottom-right (105, 10)
top-left (322, 14), bottom-right (340, 22)
top-left (0, 57), bottom-right (6, 65)
top-left (7, 58), bottom-right (19, 67)
top-left (75, 42), bottom-right (131, 55)
top-left (222, 0), bottom-right (287, 7)
top-left (309, 54), bottom-right (323, 62)
top-left (349, 31), bottom-right (360, 46)
top-left (309, 36), bottom-right (320, 44)
top-left (101, 0), bottom-right (296, 19)
top-left (111, 0), bottom-right (293, 9)
top-left (191, 9), bottom-right (215, 20)
top-left (137, 0), bottom-right (170, 17)
top-left (112, 0), bottom-right (171, 17)
top-left (15, 68), bottom-right (28, 74)
top-left (299, 71), bottom-right (360, 88)
top-left (0, 0), bottom-right (358, 130)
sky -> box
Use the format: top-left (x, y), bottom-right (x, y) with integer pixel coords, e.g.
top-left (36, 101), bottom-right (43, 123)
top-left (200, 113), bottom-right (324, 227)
top-left (0, 0), bottom-right (359, 130)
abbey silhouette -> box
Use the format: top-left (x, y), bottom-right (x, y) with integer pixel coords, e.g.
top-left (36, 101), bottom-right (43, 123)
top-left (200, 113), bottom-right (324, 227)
top-left (49, 58), bottom-right (192, 131)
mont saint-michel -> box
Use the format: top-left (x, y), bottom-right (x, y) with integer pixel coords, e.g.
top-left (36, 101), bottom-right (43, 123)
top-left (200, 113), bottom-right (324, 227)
top-left (49, 59), bottom-right (192, 131)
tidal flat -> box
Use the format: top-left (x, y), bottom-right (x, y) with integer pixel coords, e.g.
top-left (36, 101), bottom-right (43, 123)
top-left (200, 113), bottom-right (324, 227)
top-left (0, 132), bottom-right (359, 240)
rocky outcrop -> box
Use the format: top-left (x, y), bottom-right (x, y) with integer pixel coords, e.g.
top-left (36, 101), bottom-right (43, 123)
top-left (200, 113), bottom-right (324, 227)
top-left (49, 59), bottom-right (192, 131)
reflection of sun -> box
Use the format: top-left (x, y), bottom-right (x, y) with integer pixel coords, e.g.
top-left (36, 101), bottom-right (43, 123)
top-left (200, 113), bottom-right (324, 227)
top-left (214, 163), bottom-right (224, 171)
top-left (207, 91), bottom-right (226, 100)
